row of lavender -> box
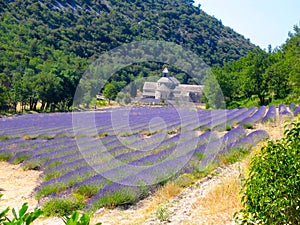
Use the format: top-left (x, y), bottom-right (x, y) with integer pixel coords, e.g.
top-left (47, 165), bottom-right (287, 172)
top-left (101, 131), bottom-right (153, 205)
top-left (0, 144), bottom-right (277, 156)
top-left (0, 104), bottom-right (299, 210)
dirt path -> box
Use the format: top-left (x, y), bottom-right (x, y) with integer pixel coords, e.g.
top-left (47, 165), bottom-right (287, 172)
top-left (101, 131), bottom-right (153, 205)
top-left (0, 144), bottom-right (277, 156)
top-left (0, 162), bottom-right (41, 213)
top-left (0, 161), bottom-right (63, 224)
top-left (143, 164), bottom-right (243, 225)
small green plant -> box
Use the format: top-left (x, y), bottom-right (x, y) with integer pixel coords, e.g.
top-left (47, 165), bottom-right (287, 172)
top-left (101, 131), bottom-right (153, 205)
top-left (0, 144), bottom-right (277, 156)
top-left (0, 202), bottom-right (43, 225)
top-left (22, 159), bottom-right (44, 170)
top-left (234, 212), bottom-right (261, 225)
top-left (11, 154), bottom-right (32, 165)
top-left (44, 161), bottom-right (64, 170)
top-left (174, 174), bottom-right (194, 188)
top-left (194, 152), bottom-right (205, 161)
top-left (36, 183), bottom-right (67, 199)
top-left (0, 136), bottom-right (10, 140)
top-left (0, 194), bottom-right (9, 223)
top-left (74, 185), bottom-right (99, 199)
top-left (38, 134), bottom-right (55, 140)
top-left (98, 132), bottom-right (109, 138)
top-left (201, 126), bottom-right (211, 132)
top-left (155, 205), bottom-right (170, 222)
top-left (167, 129), bottom-right (178, 135)
top-left (21, 135), bottom-right (38, 140)
top-left (43, 170), bottom-right (63, 181)
top-left (0, 151), bottom-right (13, 161)
top-left (218, 147), bottom-right (250, 165)
top-left (242, 122), bottom-right (254, 129)
top-left (62, 211), bottom-right (102, 225)
top-left (140, 130), bottom-right (156, 136)
top-left (218, 124), bottom-right (232, 132)
top-left (55, 133), bottom-right (68, 138)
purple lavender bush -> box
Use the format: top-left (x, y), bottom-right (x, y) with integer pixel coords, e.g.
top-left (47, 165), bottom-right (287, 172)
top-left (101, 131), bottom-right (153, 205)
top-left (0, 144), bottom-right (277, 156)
top-left (262, 105), bottom-right (277, 123)
top-left (278, 104), bottom-right (292, 117)
top-left (294, 106), bottom-right (300, 117)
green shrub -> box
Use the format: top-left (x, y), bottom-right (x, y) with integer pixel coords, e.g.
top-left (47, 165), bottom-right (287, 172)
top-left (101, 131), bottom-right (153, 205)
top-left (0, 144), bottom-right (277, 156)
top-left (36, 183), bottom-right (67, 199)
top-left (22, 159), bottom-right (44, 170)
top-left (74, 185), bottom-right (99, 199)
top-left (42, 198), bottom-right (84, 217)
top-left (91, 188), bottom-right (138, 211)
top-left (237, 120), bottom-right (300, 224)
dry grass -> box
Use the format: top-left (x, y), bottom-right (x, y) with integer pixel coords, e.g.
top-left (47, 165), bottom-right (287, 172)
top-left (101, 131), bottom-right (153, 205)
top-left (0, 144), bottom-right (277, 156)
top-left (135, 181), bottom-right (182, 220)
top-left (153, 181), bottom-right (182, 203)
top-left (189, 174), bottom-right (242, 224)
top-left (256, 117), bottom-right (290, 141)
top-left (91, 181), bottom-right (182, 225)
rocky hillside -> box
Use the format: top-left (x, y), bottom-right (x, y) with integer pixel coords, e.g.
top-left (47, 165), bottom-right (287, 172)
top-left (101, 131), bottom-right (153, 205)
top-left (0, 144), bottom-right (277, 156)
top-left (0, 0), bottom-right (257, 65)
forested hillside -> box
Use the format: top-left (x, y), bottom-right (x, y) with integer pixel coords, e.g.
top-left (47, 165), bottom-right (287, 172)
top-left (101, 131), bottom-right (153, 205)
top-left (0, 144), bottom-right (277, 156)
top-left (211, 25), bottom-right (300, 108)
top-left (0, 0), bottom-right (257, 112)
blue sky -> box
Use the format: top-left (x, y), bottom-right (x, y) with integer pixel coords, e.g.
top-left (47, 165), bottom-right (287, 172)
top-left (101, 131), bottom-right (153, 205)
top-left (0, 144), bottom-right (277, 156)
top-left (194, 0), bottom-right (300, 50)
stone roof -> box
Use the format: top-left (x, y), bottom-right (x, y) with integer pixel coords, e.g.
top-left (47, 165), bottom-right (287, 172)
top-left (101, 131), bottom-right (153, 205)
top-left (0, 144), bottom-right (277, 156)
top-left (157, 77), bottom-right (173, 84)
top-left (177, 84), bottom-right (204, 93)
top-left (157, 84), bottom-right (171, 92)
top-left (143, 82), bottom-right (158, 90)
top-left (169, 77), bottom-right (180, 85)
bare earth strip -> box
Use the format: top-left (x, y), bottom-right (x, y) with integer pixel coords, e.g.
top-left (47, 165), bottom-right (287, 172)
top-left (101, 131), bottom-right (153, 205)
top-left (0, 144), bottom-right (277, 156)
top-left (0, 162), bottom-right (63, 225)
top-left (0, 162), bottom-right (41, 213)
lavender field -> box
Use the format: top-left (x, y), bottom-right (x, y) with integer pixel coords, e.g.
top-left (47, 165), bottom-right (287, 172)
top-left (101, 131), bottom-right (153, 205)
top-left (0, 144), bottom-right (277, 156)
top-left (0, 104), bottom-right (299, 211)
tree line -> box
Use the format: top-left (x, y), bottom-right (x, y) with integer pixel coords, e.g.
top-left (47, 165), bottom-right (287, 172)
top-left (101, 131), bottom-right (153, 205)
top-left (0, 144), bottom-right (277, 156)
top-left (210, 25), bottom-right (300, 108)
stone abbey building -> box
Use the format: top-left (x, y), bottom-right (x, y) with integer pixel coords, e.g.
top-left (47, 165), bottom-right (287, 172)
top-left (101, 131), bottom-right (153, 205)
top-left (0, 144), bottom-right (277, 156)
top-left (142, 68), bottom-right (204, 103)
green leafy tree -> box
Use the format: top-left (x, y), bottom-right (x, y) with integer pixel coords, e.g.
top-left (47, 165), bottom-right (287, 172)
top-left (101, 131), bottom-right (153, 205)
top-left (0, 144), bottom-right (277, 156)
top-left (265, 52), bottom-right (290, 100)
top-left (240, 50), bottom-right (270, 105)
top-left (282, 25), bottom-right (300, 101)
top-left (102, 83), bottom-right (118, 105)
top-left (35, 72), bottom-right (62, 111)
top-left (203, 70), bottom-right (225, 109)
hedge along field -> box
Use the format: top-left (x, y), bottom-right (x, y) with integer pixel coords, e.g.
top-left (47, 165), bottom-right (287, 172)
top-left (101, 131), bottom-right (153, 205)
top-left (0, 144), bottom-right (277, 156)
top-left (0, 104), bottom-right (299, 214)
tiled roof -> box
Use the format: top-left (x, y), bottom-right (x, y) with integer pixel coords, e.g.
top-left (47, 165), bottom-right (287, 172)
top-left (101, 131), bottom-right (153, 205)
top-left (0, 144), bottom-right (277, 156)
top-left (143, 82), bottom-right (158, 90)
